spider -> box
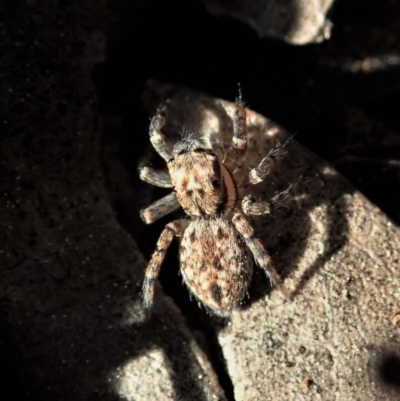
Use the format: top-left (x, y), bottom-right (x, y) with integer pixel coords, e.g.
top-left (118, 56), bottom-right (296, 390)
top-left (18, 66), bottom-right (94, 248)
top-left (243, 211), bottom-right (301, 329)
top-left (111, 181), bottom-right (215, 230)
top-left (139, 89), bottom-right (290, 316)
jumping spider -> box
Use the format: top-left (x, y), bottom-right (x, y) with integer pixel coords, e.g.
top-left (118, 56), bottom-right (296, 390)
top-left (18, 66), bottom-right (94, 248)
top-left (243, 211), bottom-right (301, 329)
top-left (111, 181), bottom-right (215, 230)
top-left (139, 90), bottom-right (290, 316)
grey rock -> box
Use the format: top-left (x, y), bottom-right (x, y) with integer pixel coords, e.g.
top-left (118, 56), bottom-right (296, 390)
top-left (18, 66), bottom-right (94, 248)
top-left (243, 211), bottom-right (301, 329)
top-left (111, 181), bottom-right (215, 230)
top-left (143, 81), bottom-right (400, 401)
top-left (0, 4), bottom-right (225, 401)
top-left (199, 0), bottom-right (335, 44)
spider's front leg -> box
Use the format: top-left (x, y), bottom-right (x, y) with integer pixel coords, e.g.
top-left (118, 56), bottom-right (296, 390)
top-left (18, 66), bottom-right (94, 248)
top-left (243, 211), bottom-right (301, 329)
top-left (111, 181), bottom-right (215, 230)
top-left (248, 140), bottom-right (289, 185)
top-left (149, 103), bottom-right (174, 162)
top-left (138, 165), bottom-right (172, 188)
top-left (232, 212), bottom-right (289, 297)
top-left (139, 103), bottom-right (180, 224)
top-left (224, 87), bottom-right (248, 169)
top-left (242, 185), bottom-right (292, 216)
top-left (142, 220), bottom-right (185, 310)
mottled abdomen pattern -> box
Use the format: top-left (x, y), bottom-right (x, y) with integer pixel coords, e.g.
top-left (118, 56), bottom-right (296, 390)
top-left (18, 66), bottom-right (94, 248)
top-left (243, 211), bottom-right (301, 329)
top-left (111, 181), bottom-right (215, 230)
top-left (180, 218), bottom-right (253, 315)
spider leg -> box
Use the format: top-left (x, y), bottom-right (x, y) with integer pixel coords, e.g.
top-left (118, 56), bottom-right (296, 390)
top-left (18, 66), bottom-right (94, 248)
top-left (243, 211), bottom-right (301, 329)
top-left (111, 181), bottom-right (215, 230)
top-left (242, 185), bottom-right (292, 216)
top-left (224, 85), bottom-right (248, 169)
top-left (149, 103), bottom-right (174, 162)
top-left (142, 220), bottom-right (185, 310)
top-left (138, 165), bottom-right (172, 188)
top-left (140, 192), bottom-right (180, 224)
top-left (248, 140), bottom-right (288, 185)
top-left (232, 212), bottom-right (289, 297)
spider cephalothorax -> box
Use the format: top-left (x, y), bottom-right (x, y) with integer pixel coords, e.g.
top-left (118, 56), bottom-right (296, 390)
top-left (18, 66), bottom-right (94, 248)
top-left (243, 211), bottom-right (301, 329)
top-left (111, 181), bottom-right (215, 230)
top-left (168, 145), bottom-right (237, 217)
top-left (139, 91), bottom-right (289, 316)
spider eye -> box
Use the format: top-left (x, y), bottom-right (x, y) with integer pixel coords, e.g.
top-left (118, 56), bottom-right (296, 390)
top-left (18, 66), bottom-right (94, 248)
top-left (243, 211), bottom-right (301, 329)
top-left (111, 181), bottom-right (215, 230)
top-left (211, 179), bottom-right (220, 188)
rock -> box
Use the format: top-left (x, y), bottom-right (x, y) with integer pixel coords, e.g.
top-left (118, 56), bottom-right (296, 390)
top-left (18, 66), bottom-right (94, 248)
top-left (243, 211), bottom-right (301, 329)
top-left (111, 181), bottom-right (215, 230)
top-left (143, 81), bottom-right (400, 400)
top-left (199, 0), bottom-right (335, 44)
top-left (0, 3), bottom-right (224, 401)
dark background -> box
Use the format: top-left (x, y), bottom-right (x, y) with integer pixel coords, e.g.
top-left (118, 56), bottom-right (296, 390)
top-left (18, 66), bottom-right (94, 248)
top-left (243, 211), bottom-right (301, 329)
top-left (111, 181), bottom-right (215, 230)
top-left (94, 0), bottom-right (400, 230)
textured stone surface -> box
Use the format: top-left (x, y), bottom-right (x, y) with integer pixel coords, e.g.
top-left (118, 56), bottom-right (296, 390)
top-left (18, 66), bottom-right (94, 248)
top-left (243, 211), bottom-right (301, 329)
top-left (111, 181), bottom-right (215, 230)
top-left (143, 81), bottom-right (400, 401)
top-left (199, 0), bottom-right (335, 44)
top-left (2, 0), bottom-right (400, 399)
top-left (0, 3), bottom-right (224, 400)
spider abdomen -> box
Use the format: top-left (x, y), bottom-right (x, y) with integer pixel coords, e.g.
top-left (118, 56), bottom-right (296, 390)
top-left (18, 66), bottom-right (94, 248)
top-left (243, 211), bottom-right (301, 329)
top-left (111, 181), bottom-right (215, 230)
top-left (180, 218), bottom-right (253, 316)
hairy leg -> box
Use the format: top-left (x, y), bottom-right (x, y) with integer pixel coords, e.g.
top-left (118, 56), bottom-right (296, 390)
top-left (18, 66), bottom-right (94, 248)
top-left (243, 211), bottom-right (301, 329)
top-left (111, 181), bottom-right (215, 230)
top-left (241, 185), bottom-right (292, 216)
top-left (149, 104), bottom-right (174, 162)
top-left (138, 165), bottom-right (172, 188)
top-left (140, 192), bottom-right (180, 224)
top-left (142, 220), bottom-right (184, 310)
top-left (232, 212), bottom-right (289, 297)
top-left (224, 86), bottom-right (248, 169)
top-left (248, 140), bottom-right (289, 185)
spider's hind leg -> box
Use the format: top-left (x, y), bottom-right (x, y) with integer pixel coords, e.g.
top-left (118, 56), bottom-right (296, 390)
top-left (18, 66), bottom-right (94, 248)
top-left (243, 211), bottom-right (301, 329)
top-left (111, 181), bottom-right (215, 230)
top-left (142, 220), bottom-right (184, 310)
top-left (232, 212), bottom-right (289, 297)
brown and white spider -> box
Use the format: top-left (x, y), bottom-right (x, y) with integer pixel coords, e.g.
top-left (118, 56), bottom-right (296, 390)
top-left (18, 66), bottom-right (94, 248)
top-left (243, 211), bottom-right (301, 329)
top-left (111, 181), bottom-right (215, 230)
top-left (139, 90), bottom-right (290, 316)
